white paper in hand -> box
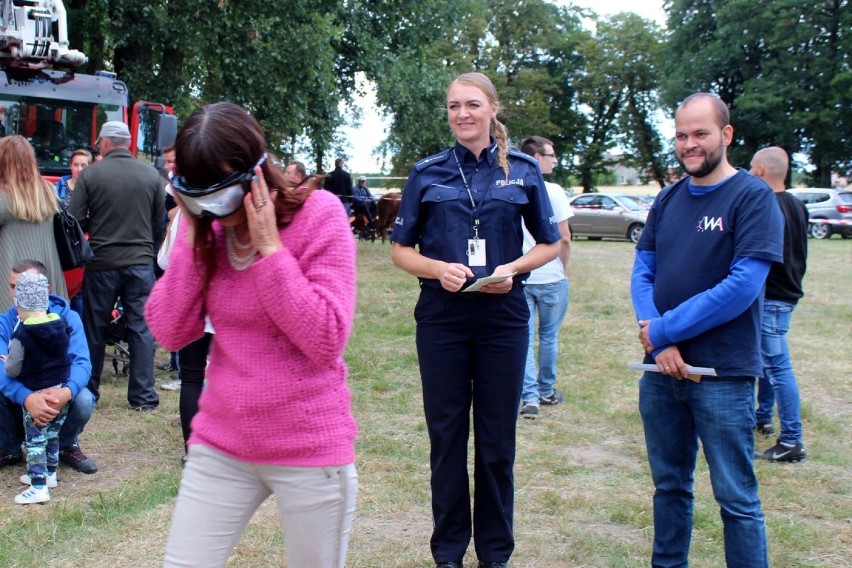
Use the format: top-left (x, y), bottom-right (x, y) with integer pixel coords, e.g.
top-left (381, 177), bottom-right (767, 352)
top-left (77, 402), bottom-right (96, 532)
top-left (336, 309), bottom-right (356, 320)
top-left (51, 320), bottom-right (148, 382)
top-left (462, 271), bottom-right (517, 293)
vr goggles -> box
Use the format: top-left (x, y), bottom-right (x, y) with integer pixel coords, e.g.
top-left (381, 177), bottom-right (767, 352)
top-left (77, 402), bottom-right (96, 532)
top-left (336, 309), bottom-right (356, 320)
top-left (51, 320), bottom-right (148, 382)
top-left (172, 154), bottom-right (267, 219)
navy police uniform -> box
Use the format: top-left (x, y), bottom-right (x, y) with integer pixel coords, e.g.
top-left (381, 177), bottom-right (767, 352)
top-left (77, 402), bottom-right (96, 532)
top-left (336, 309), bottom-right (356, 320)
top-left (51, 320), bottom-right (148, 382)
top-left (392, 140), bottom-right (559, 564)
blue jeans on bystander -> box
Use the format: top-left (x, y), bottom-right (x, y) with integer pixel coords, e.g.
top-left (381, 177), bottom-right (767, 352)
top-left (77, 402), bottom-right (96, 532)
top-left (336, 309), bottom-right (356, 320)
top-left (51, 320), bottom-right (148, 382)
top-left (757, 300), bottom-right (803, 446)
top-left (639, 373), bottom-right (768, 568)
top-left (521, 279), bottom-right (569, 404)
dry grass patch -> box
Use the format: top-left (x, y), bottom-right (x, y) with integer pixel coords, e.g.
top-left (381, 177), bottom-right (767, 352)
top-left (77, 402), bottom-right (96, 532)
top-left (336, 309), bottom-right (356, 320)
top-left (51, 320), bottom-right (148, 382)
top-left (0, 238), bottom-right (849, 567)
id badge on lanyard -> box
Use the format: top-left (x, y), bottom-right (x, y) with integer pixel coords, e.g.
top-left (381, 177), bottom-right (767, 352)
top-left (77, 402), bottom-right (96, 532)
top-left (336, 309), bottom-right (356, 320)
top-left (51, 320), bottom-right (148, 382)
top-left (455, 151), bottom-right (486, 267)
top-left (468, 219), bottom-right (486, 266)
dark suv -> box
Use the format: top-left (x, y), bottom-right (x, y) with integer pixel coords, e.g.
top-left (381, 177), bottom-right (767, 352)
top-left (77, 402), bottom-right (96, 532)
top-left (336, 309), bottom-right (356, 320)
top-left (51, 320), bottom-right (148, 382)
top-left (787, 188), bottom-right (852, 239)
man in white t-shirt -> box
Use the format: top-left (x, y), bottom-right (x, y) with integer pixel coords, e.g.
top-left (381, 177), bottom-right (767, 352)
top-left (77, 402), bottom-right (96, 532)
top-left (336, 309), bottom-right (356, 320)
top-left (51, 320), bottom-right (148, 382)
top-left (519, 136), bottom-right (573, 419)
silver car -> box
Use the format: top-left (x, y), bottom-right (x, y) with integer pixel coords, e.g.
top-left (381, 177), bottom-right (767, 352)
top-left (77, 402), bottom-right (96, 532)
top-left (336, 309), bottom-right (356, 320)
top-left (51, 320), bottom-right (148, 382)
top-left (787, 188), bottom-right (852, 239)
top-left (568, 193), bottom-right (650, 243)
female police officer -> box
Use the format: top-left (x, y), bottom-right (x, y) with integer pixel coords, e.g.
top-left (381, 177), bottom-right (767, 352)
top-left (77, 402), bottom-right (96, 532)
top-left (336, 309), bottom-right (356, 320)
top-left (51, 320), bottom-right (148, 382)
top-left (390, 72), bottom-right (561, 568)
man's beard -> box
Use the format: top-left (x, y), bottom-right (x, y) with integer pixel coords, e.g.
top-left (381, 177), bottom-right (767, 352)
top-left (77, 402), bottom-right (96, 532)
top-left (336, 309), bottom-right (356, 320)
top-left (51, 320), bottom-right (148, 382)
top-left (677, 140), bottom-right (725, 179)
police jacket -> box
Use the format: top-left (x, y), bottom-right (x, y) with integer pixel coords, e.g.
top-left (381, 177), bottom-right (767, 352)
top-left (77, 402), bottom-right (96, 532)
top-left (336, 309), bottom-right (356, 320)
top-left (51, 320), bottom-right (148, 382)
top-left (392, 140), bottom-right (560, 290)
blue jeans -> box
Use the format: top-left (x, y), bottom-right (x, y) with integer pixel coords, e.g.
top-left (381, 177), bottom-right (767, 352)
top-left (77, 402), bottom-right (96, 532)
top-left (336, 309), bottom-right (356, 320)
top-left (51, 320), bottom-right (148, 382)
top-left (757, 300), bottom-right (803, 445)
top-left (521, 279), bottom-right (569, 404)
top-left (639, 374), bottom-right (768, 568)
top-left (0, 387), bottom-right (95, 455)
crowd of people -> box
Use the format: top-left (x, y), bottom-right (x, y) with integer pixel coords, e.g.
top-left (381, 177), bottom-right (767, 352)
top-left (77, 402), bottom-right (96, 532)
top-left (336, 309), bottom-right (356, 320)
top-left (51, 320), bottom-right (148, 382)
top-left (0, 73), bottom-right (812, 568)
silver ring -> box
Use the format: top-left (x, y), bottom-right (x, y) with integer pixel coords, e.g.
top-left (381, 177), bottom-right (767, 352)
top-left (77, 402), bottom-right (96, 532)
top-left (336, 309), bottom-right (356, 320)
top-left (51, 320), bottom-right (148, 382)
top-left (254, 199), bottom-right (267, 210)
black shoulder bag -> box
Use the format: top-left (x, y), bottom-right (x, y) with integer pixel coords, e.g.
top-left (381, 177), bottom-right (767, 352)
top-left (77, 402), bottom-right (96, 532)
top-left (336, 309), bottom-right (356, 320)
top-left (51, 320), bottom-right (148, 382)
top-left (53, 207), bottom-right (94, 270)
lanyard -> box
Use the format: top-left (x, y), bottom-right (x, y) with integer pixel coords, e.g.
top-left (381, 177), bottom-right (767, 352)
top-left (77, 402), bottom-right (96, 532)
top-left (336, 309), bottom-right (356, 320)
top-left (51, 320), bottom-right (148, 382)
top-left (453, 150), bottom-right (481, 239)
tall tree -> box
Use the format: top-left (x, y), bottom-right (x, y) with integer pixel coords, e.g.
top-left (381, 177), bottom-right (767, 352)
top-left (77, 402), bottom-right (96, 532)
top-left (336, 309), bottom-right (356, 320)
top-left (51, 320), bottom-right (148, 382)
top-left (477, 1), bottom-right (586, 183)
top-left (573, 13), bottom-right (666, 192)
top-left (662, 0), bottom-right (851, 183)
top-left (67, 0), bottom-right (356, 167)
top-left (351, 0), bottom-right (483, 175)
top-left (354, 0), bottom-right (588, 177)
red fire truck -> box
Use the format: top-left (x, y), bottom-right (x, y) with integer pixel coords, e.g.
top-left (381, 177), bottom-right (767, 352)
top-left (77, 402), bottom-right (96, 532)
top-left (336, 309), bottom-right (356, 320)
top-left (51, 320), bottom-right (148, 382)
top-left (0, 0), bottom-right (175, 181)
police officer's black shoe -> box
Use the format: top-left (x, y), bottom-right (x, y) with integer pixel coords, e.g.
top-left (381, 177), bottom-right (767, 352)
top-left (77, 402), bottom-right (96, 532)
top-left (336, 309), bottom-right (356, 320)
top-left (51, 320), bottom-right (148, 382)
top-left (436, 562), bottom-right (462, 568)
top-left (478, 562), bottom-right (508, 568)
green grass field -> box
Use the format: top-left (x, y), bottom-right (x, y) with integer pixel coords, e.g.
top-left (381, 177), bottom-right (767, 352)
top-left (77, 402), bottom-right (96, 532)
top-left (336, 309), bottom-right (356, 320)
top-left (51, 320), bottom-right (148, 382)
top-left (1, 238), bottom-right (850, 567)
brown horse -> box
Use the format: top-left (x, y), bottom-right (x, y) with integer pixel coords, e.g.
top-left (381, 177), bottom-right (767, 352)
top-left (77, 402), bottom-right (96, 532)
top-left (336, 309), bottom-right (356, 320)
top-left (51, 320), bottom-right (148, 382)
top-left (376, 191), bottom-right (402, 243)
top-left (350, 211), bottom-right (377, 241)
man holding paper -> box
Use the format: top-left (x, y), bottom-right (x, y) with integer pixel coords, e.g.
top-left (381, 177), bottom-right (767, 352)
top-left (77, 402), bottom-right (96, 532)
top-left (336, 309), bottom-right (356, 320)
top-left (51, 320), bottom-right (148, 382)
top-left (630, 93), bottom-right (783, 568)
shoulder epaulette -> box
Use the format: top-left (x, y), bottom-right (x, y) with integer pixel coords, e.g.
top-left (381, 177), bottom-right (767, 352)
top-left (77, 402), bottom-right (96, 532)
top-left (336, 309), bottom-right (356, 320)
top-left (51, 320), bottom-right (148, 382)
top-left (414, 150), bottom-right (451, 172)
top-left (508, 149), bottom-right (539, 166)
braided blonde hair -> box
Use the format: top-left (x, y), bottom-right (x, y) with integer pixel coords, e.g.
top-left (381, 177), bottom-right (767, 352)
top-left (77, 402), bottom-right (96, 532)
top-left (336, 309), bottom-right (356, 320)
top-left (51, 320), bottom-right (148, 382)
top-left (450, 72), bottom-right (510, 179)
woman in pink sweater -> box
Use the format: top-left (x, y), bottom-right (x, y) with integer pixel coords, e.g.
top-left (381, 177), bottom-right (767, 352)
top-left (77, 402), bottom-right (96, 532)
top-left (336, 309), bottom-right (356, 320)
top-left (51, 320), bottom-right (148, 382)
top-left (145, 102), bottom-right (358, 568)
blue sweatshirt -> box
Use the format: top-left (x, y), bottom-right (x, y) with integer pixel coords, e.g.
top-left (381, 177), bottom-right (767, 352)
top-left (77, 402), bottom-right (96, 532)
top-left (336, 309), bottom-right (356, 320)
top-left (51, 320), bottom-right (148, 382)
top-left (0, 294), bottom-right (91, 405)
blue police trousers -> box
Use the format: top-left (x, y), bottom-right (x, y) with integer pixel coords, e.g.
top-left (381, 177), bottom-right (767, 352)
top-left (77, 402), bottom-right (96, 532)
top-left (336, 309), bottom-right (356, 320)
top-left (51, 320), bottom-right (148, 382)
top-left (415, 286), bottom-right (529, 564)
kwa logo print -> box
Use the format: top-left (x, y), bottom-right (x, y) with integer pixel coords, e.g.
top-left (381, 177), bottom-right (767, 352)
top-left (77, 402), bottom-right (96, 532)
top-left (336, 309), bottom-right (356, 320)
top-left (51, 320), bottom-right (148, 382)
top-left (697, 216), bottom-right (724, 232)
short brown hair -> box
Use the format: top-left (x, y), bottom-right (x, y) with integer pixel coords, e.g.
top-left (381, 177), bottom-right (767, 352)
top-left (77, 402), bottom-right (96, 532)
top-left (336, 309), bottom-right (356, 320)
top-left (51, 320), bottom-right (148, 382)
top-left (520, 136), bottom-right (554, 158)
top-left (679, 93), bottom-right (730, 128)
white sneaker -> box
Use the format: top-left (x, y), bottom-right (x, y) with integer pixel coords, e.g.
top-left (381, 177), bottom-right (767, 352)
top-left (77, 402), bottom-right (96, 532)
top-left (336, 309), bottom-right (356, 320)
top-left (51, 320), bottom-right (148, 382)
top-left (20, 472), bottom-right (58, 488)
top-left (160, 379), bottom-right (182, 391)
top-left (15, 485), bottom-right (50, 504)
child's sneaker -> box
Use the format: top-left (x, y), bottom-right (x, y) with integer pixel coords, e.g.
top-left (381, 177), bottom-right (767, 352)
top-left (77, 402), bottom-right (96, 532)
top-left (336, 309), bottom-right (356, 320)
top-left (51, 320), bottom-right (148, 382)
top-left (20, 472), bottom-right (58, 488)
top-left (15, 485), bottom-right (50, 504)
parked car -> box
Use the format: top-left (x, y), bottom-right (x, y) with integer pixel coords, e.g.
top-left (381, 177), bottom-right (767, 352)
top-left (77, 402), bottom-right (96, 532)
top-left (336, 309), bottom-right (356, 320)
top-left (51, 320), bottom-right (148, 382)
top-left (568, 193), bottom-right (649, 243)
top-left (787, 188), bottom-right (852, 239)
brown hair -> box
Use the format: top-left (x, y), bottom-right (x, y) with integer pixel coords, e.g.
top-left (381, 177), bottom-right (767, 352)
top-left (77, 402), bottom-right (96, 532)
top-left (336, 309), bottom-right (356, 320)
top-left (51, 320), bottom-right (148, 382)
top-left (12, 259), bottom-right (48, 276)
top-left (449, 72), bottom-right (510, 178)
top-left (0, 135), bottom-right (58, 222)
top-left (175, 102), bottom-right (319, 281)
top-left (520, 136), bottom-right (554, 158)
top-left (70, 148), bottom-right (93, 164)
top-left (287, 160), bottom-right (307, 180)
top-left (679, 93), bottom-right (731, 128)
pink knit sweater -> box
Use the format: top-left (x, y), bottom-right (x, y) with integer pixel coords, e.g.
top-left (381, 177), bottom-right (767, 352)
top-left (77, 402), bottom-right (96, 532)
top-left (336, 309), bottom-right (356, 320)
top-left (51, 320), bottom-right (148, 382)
top-left (145, 189), bottom-right (357, 466)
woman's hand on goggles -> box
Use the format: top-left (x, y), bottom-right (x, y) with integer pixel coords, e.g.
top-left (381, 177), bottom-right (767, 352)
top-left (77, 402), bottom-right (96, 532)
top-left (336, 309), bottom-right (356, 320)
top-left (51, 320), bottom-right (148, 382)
top-left (244, 166), bottom-right (283, 258)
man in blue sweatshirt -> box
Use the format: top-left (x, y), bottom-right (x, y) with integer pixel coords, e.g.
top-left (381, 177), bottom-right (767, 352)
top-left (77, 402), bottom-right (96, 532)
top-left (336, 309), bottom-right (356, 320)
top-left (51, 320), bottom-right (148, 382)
top-left (630, 93), bottom-right (783, 568)
top-left (0, 260), bottom-right (98, 474)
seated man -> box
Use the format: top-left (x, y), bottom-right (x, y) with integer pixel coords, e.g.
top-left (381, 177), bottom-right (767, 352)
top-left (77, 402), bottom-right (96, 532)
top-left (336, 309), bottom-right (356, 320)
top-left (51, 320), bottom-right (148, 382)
top-left (351, 175), bottom-right (377, 225)
top-left (0, 260), bottom-right (98, 474)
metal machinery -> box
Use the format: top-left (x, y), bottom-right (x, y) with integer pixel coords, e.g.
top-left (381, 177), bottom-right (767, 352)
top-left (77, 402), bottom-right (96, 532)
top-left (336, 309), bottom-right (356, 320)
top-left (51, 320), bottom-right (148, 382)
top-left (0, 0), bottom-right (175, 179)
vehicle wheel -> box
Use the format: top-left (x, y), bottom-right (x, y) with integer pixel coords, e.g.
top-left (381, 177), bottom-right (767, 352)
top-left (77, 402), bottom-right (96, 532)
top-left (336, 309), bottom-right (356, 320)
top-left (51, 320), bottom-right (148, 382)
top-left (628, 223), bottom-right (645, 244)
top-left (809, 221), bottom-right (831, 240)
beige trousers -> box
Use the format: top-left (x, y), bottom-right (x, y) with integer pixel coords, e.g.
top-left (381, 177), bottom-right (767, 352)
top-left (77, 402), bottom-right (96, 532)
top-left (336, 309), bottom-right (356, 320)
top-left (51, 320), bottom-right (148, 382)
top-left (163, 444), bottom-right (358, 567)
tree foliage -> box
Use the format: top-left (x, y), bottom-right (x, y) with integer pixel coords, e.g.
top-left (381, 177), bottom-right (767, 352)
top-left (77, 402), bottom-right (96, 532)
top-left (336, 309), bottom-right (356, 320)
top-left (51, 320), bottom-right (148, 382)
top-left (354, 1), bottom-right (592, 178)
top-left (55, 0), bottom-right (849, 184)
top-left (572, 13), bottom-right (667, 192)
top-left (66, 0), bottom-right (356, 170)
top-left (662, 0), bottom-right (852, 184)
